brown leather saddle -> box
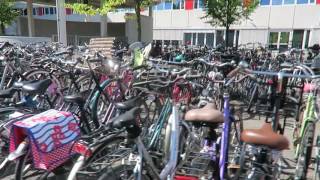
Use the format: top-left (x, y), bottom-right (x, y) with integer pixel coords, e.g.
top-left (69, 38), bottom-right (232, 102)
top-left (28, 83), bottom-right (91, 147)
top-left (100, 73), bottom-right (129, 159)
top-left (184, 103), bottom-right (224, 125)
top-left (241, 123), bottom-right (289, 150)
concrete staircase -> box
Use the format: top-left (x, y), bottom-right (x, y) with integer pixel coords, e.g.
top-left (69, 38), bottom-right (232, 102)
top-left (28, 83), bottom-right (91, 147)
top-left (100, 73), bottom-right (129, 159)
top-left (88, 37), bottom-right (115, 57)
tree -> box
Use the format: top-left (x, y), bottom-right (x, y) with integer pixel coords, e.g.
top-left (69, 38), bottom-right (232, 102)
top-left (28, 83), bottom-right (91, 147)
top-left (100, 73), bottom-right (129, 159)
top-left (0, 0), bottom-right (19, 35)
top-left (66, 0), bottom-right (154, 41)
top-left (203, 0), bottom-right (258, 48)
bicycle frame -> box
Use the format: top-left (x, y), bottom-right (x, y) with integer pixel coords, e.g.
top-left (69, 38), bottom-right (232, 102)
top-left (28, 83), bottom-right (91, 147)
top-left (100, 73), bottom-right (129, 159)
top-left (219, 93), bottom-right (234, 179)
top-left (295, 92), bottom-right (317, 157)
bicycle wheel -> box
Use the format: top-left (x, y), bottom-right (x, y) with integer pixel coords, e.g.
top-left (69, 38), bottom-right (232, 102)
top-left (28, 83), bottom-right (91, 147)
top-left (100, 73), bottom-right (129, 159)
top-left (70, 136), bottom-right (128, 180)
top-left (15, 149), bottom-right (51, 180)
top-left (295, 122), bottom-right (315, 179)
top-left (228, 112), bottom-right (244, 178)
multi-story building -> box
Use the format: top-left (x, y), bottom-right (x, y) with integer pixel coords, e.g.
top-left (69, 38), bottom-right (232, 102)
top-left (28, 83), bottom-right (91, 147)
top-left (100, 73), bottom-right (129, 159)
top-left (152, 0), bottom-right (320, 50)
top-left (6, 0), bottom-right (320, 50)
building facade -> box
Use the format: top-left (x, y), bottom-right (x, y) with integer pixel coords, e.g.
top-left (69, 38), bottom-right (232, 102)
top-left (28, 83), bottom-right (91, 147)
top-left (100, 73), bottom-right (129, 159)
top-left (6, 0), bottom-right (320, 50)
top-left (152, 0), bottom-right (320, 50)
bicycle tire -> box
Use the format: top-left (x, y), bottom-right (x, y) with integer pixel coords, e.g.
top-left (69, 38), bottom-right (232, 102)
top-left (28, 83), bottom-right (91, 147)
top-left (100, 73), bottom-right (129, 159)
top-left (69, 135), bottom-right (127, 180)
top-left (295, 122), bottom-right (315, 179)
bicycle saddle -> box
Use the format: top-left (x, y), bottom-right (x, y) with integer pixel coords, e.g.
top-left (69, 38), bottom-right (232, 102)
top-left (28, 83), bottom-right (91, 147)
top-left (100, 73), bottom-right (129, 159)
top-left (0, 88), bottom-right (16, 98)
top-left (22, 79), bottom-right (52, 95)
top-left (64, 95), bottom-right (85, 106)
top-left (241, 123), bottom-right (289, 150)
top-left (184, 103), bottom-right (224, 124)
top-left (115, 97), bottom-right (142, 111)
top-left (111, 107), bottom-right (141, 138)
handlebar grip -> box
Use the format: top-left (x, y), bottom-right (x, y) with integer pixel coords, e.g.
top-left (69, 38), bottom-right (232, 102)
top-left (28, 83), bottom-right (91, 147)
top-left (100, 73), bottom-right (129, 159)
top-left (227, 67), bottom-right (240, 78)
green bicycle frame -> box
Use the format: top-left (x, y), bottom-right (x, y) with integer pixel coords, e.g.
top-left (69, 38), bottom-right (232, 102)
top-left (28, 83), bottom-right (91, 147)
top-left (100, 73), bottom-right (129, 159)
top-left (295, 93), bottom-right (317, 157)
top-left (148, 98), bottom-right (172, 149)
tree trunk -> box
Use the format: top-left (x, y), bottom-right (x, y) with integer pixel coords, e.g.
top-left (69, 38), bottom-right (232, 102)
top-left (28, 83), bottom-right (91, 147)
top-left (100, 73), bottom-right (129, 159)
top-left (135, 0), bottom-right (142, 42)
top-left (0, 23), bottom-right (5, 35)
top-left (225, 25), bottom-right (229, 48)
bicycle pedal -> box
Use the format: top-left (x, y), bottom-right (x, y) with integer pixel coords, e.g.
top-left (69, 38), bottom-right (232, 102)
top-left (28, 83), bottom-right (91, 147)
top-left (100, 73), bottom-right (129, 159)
top-left (228, 164), bottom-right (240, 169)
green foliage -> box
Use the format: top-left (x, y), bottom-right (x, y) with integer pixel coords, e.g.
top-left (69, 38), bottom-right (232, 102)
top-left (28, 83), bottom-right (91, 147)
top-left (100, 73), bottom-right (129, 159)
top-left (0, 0), bottom-right (19, 26)
top-left (65, 0), bottom-right (154, 15)
top-left (203, 0), bottom-right (258, 28)
top-left (65, 0), bottom-right (125, 15)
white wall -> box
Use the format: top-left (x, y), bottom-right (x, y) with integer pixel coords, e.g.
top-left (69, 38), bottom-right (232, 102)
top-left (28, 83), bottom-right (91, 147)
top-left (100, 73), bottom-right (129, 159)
top-left (153, 5), bottom-right (320, 45)
top-left (126, 15), bottom-right (153, 44)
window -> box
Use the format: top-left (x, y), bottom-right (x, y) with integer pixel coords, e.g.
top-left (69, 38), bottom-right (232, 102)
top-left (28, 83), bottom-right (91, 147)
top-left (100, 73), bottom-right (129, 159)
top-left (292, 30), bottom-right (304, 49)
top-left (272, 0), bottom-right (283, 5)
top-left (227, 30), bottom-right (235, 47)
top-left (33, 8), bottom-right (36, 15)
top-left (260, 0), bottom-right (270, 5)
top-left (216, 30), bottom-right (225, 46)
top-left (156, 2), bottom-right (164, 10)
top-left (173, 0), bottom-right (181, 9)
top-left (184, 33), bottom-right (192, 45)
top-left (279, 32), bottom-right (289, 51)
top-left (283, 0), bottom-right (294, 4)
top-left (206, 33), bottom-right (214, 47)
top-left (194, 0), bottom-right (198, 8)
top-left (305, 30), bottom-right (310, 48)
top-left (192, 33), bottom-right (197, 45)
top-left (181, 0), bottom-right (185, 9)
top-left (49, 7), bottom-right (54, 14)
top-left (172, 40), bottom-right (179, 47)
top-left (269, 32), bottom-right (278, 50)
top-left (199, 0), bottom-right (205, 8)
top-left (297, 0), bottom-right (308, 3)
top-left (45, 8), bottom-right (49, 15)
top-left (310, 0), bottom-right (315, 3)
top-left (164, 40), bottom-right (171, 46)
top-left (164, 0), bottom-right (172, 10)
top-left (198, 33), bottom-right (205, 45)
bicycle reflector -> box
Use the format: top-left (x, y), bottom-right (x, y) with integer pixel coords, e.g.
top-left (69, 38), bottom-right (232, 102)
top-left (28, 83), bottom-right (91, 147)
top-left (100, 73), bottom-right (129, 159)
top-left (73, 142), bottom-right (92, 158)
top-left (175, 176), bottom-right (198, 180)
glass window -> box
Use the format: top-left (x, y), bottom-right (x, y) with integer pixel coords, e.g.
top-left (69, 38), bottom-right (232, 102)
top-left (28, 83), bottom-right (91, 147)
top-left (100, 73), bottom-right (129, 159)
top-left (173, 0), bottom-right (181, 9)
top-left (194, 0), bottom-right (198, 8)
top-left (272, 0), bottom-right (282, 5)
top-left (49, 7), bottom-right (54, 14)
top-left (198, 33), bottom-right (205, 45)
top-left (216, 30), bottom-right (225, 46)
top-left (227, 30), bottom-right (235, 47)
top-left (45, 8), bottom-right (49, 15)
top-left (260, 0), bottom-right (270, 5)
top-left (184, 33), bottom-right (192, 45)
top-left (33, 8), bottom-right (36, 15)
top-left (164, 0), bottom-right (172, 9)
top-left (172, 40), bottom-right (179, 47)
top-left (305, 30), bottom-right (310, 49)
top-left (206, 33), bottom-right (214, 47)
top-left (280, 32), bottom-right (289, 43)
top-left (292, 30), bottom-right (304, 49)
top-left (181, 0), bottom-right (185, 9)
top-left (156, 2), bottom-right (164, 10)
top-left (283, 0), bottom-right (294, 4)
top-left (199, 0), bottom-right (205, 8)
top-left (310, 0), bottom-right (315, 3)
top-left (164, 40), bottom-right (171, 46)
top-left (192, 33), bottom-right (197, 45)
top-left (297, 0), bottom-right (308, 3)
top-left (269, 32), bottom-right (278, 50)
top-left (279, 32), bottom-right (289, 51)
